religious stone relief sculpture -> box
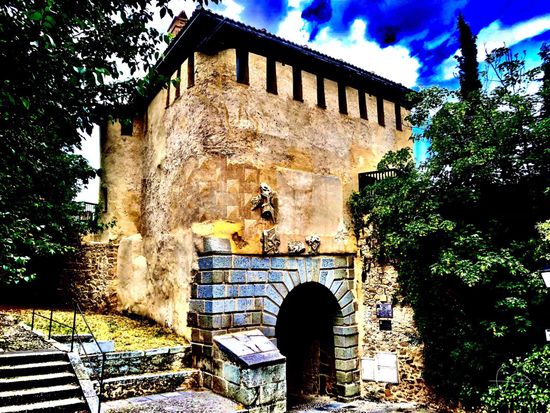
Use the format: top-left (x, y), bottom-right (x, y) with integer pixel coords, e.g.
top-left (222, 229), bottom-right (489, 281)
top-left (250, 183), bottom-right (278, 224)
top-left (262, 227), bottom-right (280, 254)
top-left (305, 234), bottom-right (321, 255)
top-left (287, 241), bottom-right (306, 255)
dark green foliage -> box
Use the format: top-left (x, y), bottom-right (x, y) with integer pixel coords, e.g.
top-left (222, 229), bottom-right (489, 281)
top-left (456, 14), bottom-right (482, 100)
top-left (0, 0), bottom-right (212, 285)
top-left (349, 47), bottom-right (550, 407)
top-left (482, 346), bottom-right (550, 412)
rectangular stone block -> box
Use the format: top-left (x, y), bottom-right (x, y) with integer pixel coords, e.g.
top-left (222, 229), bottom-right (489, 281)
top-left (336, 382), bottom-right (360, 397)
top-left (271, 257), bottom-right (286, 269)
top-left (341, 301), bottom-right (355, 317)
top-left (233, 313), bottom-right (253, 326)
top-left (329, 280), bottom-right (343, 297)
top-left (251, 257), bottom-right (270, 269)
top-left (339, 291), bottom-right (353, 309)
top-left (197, 285), bottom-right (226, 299)
top-left (297, 259), bottom-right (307, 284)
top-left (224, 299), bottom-right (236, 312)
top-left (265, 285), bottom-right (283, 306)
top-left (334, 346), bottom-right (359, 360)
top-left (285, 258), bottom-right (298, 270)
top-left (237, 298), bottom-right (254, 312)
top-left (254, 284), bottom-right (266, 296)
top-left (200, 271), bottom-right (213, 284)
top-left (282, 273), bottom-right (294, 292)
top-left (334, 282), bottom-right (347, 301)
top-left (263, 298), bottom-right (280, 316)
top-left (321, 257), bottom-right (335, 268)
top-left (289, 271), bottom-right (300, 288)
top-left (273, 282), bottom-right (288, 298)
top-left (262, 313), bottom-right (277, 326)
top-left (259, 381), bottom-right (286, 404)
top-left (199, 255), bottom-right (232, 270)
top-left (247, 271), bottom-right (267, 283)
top-left (212, 375), bottom-right (228, 394)
top-left (261, 326), bottom-right (275, 338)
top-left (223, 362), bottom-right (241, 385)
top-left (336, 369), bottom-right (360, 384)
top-left (335, 358), bottom-right (359, 372)
top-left (268, 271), bottom-right (284, 282)
top-left (239, 284), bottom-right (255, 297)
top-left (226, 382), bottom-right (257, 405)
top-left (334, 256), bottom-right (348, 268)
top-left (204, 300), bottom-right (225, 314)
top-left (333, 325), bottom-right (359, 336)
top-left (334, 334), bottom-right (358, 348)
top-left (227, 270), bottom-right (246, 283)
top-left (189, 299), bottom-right (205, 313)
top-left (333, 269), bottom-right (347, 280)
top-left (234, 256), bottom-right (251, 269)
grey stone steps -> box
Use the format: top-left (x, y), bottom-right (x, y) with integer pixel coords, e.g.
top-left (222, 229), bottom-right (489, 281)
top-left (0, 361), bottom-right (71, 378)
top-left (0, 396), bottom-right (87, 413)
top-left (0, 351), bottom-right (66, 366)
top-left (0, 384), bottom-right (81, 407)
top-left (0, 372), bottom-right (76, 391)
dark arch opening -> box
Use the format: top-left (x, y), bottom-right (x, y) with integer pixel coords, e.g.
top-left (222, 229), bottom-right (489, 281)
top-left (276, 282), bottom-right (339, 402)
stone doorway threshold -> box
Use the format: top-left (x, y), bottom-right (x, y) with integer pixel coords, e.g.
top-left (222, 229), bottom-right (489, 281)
top-left (288, 395), bottom-right (436, 413)
top-left (102, 389), bottom-right (243, 413)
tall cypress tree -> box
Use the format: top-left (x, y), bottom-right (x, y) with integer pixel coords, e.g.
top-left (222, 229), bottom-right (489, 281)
top-left (456, 13), bottom-right (482, 100)
top-left (539, 43), bottom-right (550, 117)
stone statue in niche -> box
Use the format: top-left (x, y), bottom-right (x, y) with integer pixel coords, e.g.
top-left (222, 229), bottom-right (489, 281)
top-left (305, 234), bottom-right (321, 255)
top-left (250, 183), bottom-right (278, 224)
top-left (288, 241), bottom-right (306, 255)
top-left (262, 227), bottom-right (280, 254)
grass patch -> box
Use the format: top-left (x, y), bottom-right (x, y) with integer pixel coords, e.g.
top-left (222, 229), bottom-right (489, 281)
top-left (2, 307), bottom-right (188, 352)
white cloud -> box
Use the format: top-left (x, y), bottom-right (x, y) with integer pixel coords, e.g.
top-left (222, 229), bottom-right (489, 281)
top-left (440, 14), bottom-right (550, 81)
top-left (276, 13), bottom-right (420, 87)
top-left (214, 0), bottom-right (245, 21)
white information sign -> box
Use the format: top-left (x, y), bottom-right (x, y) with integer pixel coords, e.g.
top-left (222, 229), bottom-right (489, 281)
top-left (361, 352), bottom-right (399, 384)
top-left (545, 329), bottom-right (550, 342)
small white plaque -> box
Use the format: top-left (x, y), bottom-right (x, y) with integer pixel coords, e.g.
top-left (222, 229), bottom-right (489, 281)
top-left (545, 329), bottom-right (550, 342)
top-left (361, 358), bottom-right (375, 381)
top-left (375, 352), bottom-right (399, 384)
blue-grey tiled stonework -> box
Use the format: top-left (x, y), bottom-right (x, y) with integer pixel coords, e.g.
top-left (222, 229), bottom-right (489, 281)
top-left (190, 253), bottom-right (360, 401)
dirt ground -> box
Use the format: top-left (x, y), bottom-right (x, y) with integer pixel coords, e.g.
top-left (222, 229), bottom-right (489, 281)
top-left (0, 313), bottom-right (54, 352)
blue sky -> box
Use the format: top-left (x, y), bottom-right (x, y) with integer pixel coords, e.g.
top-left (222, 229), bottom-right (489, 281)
top-left (76, 0), bottom-right (550, 202)
top-left (199, 0), bottom-right (550, 90)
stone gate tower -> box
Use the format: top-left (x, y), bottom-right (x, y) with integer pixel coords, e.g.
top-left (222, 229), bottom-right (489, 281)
top-left (100, 8), bottom-right (413, 410)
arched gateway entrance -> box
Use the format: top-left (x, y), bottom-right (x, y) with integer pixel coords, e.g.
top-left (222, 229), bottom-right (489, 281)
top-left (276, 282), bottom-right (339, 398)
top-left (191, 254), bottom-right (361, 404)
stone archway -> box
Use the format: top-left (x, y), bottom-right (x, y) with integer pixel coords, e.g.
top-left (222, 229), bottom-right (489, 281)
top-left (276, 282), bottom-right (339, 398)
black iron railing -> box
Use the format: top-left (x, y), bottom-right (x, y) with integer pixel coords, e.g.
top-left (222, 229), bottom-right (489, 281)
top-left (358, 169), bottom-right (399, 192)
top-left (77, 201), bottom-right (97, 223)
top-left (31, 302), bottom-right (106, 413)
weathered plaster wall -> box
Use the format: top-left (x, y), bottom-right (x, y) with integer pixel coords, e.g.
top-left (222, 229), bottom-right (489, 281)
top-left (101, 120), bottom-right (143, 241)
top-left (105, 48), bottom-right (411, 339)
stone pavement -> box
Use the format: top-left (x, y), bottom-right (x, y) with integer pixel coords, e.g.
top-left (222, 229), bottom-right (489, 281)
top-left (103, 391), bottom-right (436, 413)
top-left (102, 389), bottom-right (244, 412)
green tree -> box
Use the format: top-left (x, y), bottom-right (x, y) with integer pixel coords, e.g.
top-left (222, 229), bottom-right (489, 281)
top-left (0, 0), bottom-right (212, 286)
top-left (349, 47), bottom-right (550, 408)
top-left (456, 13), bottom-right (482, 100)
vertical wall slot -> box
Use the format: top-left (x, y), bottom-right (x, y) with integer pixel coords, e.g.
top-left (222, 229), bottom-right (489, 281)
top-left (293, 66), bottom-right (303, 102)
top-left (316, 76), bottom-right (326, 109)
top-left (236, 49), bottom-right (249, 84)
top-left (395, 102), bottom-right (402, 131)
top-left (266, 57), bottom-right (277, 94)
top-left (338, 82), bottom-right (348, 115)
top-left (359, 91), bottom-right (368, 120)
top-left (377, 96), bottom-right (385, 126)
top-left (188, 53), bottom-right (195, 88)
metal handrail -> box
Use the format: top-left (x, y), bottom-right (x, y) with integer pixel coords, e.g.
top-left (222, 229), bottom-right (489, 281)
top-left (30, 303), bottom-right (106, 413)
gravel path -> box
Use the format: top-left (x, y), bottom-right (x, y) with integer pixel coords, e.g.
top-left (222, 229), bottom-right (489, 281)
top-left (0, 313), bottom-right (54, 352)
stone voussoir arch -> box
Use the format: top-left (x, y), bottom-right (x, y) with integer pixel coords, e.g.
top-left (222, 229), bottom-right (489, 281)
top-left (261, 256), bottom-right (361, 400)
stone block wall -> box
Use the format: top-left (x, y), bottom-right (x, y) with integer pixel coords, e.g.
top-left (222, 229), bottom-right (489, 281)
top-left (207, 330), bottom-right (286, 413)
top-left (82, 346), bottom-right (190, 379)
top-left (59, 242), bottom-right (119, 311)
top-left (360, 263), bottom-right (432, 403)
top-left (189, 253), bottom-right (361, 401)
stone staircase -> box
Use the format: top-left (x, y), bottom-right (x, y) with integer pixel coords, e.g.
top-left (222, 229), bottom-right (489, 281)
top-left (0, 350), bottom-right (89, 413)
